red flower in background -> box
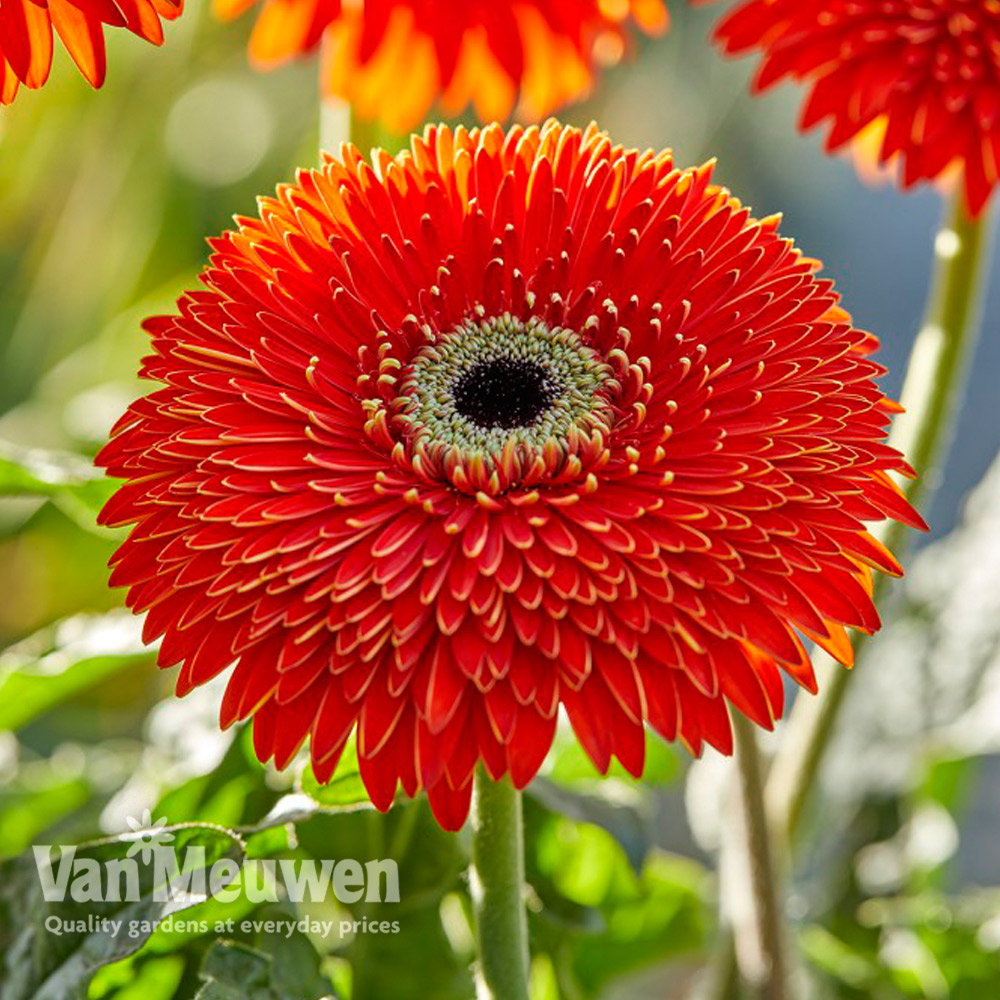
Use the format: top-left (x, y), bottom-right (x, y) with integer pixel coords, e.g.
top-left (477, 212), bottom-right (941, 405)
top-left (215, 0), bottom-right (668, 130)
top-left (698, 0), bottom-right (1000, 215)
top-left (0, 0), bottom-right (182, 104)
top-left (98, 121), bottom-right (922, 830)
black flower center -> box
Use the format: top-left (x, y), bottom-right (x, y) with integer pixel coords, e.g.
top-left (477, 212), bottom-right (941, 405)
top-left (452, 357), bottom-right (557, 430)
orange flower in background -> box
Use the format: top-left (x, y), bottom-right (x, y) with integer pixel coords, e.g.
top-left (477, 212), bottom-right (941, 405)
top-left (215, 0), bottom-right (668, 130)
top-left (0, 0), bottom-right (182, 104)
top-left (697, 0), bottom-right (1000, 215)
top-left (98, 120), bottom-right (922, 831)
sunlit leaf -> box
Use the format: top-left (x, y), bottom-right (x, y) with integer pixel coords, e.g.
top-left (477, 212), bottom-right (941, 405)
top-left (0, 443), bottom-right (117, 533)
top-left (0, 612), bottom-right (153, 731)
top-left (299, 737), bottom-right (370, 811)
top-left (0, 824), bottom-right (245, 1000)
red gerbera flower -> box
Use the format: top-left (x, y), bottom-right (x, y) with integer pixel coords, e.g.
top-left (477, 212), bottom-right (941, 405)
top-left (214, 0), bottom-right (668, 130)
top-left (697, 0), bottom-right (1000, 215)
top-left (98, 120), bottom-right (923, 830)
top-left (0, 0), bottom-right (182, 104)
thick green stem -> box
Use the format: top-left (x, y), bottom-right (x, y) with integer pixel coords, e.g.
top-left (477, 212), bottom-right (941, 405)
top-left (470, 769), bottom-right (531, 1000)
top-left (766, 193), bottom-right (991, 843)
top-left (732, 715), bottom-right (789, 1000)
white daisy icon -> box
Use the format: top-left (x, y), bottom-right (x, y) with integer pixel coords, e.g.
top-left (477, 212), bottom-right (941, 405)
top-left (123, 810), bottom-right (175, 863)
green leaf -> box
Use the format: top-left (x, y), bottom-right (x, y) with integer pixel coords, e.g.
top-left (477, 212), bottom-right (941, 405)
top-left (155, 727), bottom-right (275, 831)
top-left (292, 803), bottom-right (471, 1000)
top-left (195, 932), bottom-right (338, 1000)
top-left (529, 725), bottom-right (687, 875)
top-left (800, 925), bottom-right (880, 991)
top-left (524, 798), bottom-right (711, 998)
top-left (0, 612), bottom-right (153, 732)
top-left (528, 779), bottom-right (650, 875)
top-left (90, 955), bottom-right (184, 1000)
top-left (299, 736), bottom-right (371, 812)
top-left (253, 906), bottom-right (340, 1000)
top-left (0, 776), bottom-right (91, 857)
top-left (0, 823), bottom-right (245, 1000)
top-left (0, 443), bottom-right (117, 532)
top-left (196, 942), bottom-right (271, 1000)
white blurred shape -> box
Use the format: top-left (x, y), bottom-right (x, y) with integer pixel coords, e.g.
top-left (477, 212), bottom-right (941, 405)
top-left (904, 802), bottom-right (959, 870)
top-left (63, 383), bottom-right (137, 445)
top-left (166, 77), bottom-right (274, 187)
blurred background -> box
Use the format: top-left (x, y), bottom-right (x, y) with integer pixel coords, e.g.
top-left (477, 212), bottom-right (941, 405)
top-left (1, 3), bottom-right (999, 999)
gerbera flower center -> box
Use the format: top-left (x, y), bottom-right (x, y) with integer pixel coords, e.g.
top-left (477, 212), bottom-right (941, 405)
top-left (389, 314), bottom-right (617, 493)
top-left (452, 357), bottom-right (558, 431)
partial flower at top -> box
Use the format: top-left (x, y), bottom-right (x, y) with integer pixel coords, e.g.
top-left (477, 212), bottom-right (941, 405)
top-left (0, 0), bottom-right (182, 104)
top-left (98, 121), bottom-right (923, 831)
top-left (697, 0), bottom-right (1000, 215)
top-left (214, 0), bottom-right (668, 130)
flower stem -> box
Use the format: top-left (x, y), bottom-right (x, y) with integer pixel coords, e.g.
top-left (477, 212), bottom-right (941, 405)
top-left (732, 714), bottom-right (789, 1000)
top-left (702, 192), bottom-right (991, 1000)
top-left (320, 95), bottom-right (351, 154)
top-left (318, 34), bottom-right (350, 155)
top-left (470, 768), bottom-right (531, 1000)
top-left (766, 191), bottom-right (991, 843)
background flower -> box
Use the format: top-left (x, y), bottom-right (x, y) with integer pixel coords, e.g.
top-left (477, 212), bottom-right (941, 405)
top-left (0, 0), bottom-right (182, 104)
top-left (215, 0), bottom-right (668, 129)
top-left (698, 0), bottom-right (1000, 215)
top-left (97, 120), bottom-right (919, 830)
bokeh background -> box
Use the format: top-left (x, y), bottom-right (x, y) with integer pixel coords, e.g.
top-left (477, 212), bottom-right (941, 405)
top-left (2, 4), bottom-right (999, 999)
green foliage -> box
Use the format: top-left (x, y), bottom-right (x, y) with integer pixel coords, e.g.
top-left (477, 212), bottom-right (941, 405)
top-left (195, 934), bottom-right (337, 1000)
top-left (0, 613), bottom-right (153, 733)
top-left (298, 739), bottom-right (370, 813)
top-left (525, 796), bottom-right (710, 999)
top-left (802, 892), bottom-right (1000, 1000)
top-left (0, 445), bottom-right (118, 533)
top-left (0, 825), bottom-right (245, 1000)
top-left (1, 8), bottom-right (999, 998)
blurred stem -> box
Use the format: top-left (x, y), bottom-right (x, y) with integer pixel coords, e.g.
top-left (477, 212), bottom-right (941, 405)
top-left (766, 192), bottom-right (991, 844)
top-left (701, 931), bottom-right (742, 1000)
top-left (318, 34), bottom-right (350, 155)
top-left (349, 114), bottom-right (382, 156)
top-left (320, 95), bottom-right (351, 154)
top-left (319, 97), bottom-right (383, 157)
top-left (470, 768), bottom-right (530, 1000)
top-left (733, 715), bottom-right (789, 1000)
top-left (704, 192), bottom-right (991, 1000)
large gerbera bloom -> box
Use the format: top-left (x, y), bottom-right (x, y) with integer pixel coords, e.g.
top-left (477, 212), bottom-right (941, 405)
top-left (98, 121), bottom-right (922, 831)
top-left (215, 0), bottom-right (668, 130)
top-left (698, 0), bottom-right (1000, 215)
top-left (0, 0), bottom-right (182, 104)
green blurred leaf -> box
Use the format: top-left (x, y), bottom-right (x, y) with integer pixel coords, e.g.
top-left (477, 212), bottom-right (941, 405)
top-left (528, 779), bottom-right (650, 875)
top-left (800, 925), bottom-right (880, 992)
top-left (524, 798), bottom-right (710, 999)
top-left (0, 612), bottom-right (153, 731)
top-left (253, 905), bottom-right (340, 1000)
top-left (805, 891), bottom-right (1000, 1000)
top-left (156, 727), bottom-right (274, 831)
top-left (90, 955), bottom-right (184, 1000)
top-left (293, 803), bottom-right (470, 1000)
top-left (0, 775), bottom-right (91, 857)
top-left (0, 444), bottom-right (117, 532)
top-left (0, 824), bottom-right (245, 1000)
top-left (196, 930), bottom-right (338, 1000)
top-left (299, 737), bottom-right (371, 812)
top-left (196, 941), bottom-right (271, 1000)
